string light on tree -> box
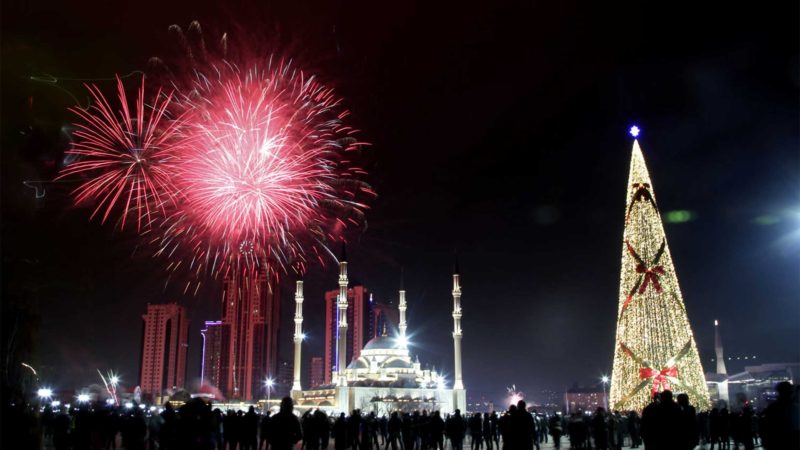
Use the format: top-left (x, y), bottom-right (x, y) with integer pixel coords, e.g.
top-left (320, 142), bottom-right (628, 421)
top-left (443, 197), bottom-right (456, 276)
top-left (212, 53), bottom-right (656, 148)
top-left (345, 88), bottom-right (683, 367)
top-left (609, 129), bottom-right (710, 411)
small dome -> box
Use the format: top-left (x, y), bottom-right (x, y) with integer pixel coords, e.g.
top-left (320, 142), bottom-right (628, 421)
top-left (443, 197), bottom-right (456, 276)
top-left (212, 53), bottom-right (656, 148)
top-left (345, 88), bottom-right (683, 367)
top-left (347, 358), bottom-right (368, 369)
top-left (363, 335), bottom-right (396, 351)
top-left (383, 358), bottom-right (413, 369)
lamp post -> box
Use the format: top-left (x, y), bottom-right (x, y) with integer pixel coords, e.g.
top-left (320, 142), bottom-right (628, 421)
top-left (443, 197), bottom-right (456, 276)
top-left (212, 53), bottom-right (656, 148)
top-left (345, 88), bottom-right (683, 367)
top-left (601, 376), bottom-right (609, 410)
top-left (265, 377), bottom-right (275, 410)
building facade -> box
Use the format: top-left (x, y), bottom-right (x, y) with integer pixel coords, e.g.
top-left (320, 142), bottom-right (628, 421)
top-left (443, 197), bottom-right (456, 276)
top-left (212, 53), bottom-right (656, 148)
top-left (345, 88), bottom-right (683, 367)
top-left (309, 356), bottom-right (324, 390)
top-left (323, 285), bottom-right (369, 384)
top-left (139, 303), bottom-right (189, 404)
top-left (201, 266), bottom-right (281, 401)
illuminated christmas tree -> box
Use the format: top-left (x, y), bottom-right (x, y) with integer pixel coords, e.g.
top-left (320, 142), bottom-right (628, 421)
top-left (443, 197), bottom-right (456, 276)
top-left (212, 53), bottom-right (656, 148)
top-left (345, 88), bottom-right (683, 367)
top-left (609, 128), bottom-right (710, 411)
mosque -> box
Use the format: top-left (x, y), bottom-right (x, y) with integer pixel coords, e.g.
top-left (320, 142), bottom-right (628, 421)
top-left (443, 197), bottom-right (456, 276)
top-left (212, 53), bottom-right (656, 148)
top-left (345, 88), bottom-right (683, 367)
top-left (288, 251), bottom-right (467, 414)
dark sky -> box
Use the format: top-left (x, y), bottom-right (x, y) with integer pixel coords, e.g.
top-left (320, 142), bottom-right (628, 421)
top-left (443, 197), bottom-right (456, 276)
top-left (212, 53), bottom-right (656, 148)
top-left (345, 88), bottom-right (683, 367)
top-left (2, 0), bottom-right (798, 405)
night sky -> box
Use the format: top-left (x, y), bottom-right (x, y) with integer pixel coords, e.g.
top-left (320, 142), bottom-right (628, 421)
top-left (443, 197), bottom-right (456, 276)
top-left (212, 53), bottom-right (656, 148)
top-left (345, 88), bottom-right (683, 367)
top-left (2, 0), bottom-right (798, 405)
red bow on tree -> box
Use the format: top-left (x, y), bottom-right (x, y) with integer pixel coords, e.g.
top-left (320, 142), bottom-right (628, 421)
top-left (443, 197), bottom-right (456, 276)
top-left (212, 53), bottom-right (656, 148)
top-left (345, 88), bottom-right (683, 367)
top-left (636, 264), bottom-right (665, 293)
top-left (639, 366), bottom-right (678, 396)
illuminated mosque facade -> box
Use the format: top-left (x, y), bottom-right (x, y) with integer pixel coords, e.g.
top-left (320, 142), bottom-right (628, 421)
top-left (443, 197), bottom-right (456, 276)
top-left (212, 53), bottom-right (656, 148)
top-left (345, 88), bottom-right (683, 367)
top-left (289, 249), bottom-right (467, 414)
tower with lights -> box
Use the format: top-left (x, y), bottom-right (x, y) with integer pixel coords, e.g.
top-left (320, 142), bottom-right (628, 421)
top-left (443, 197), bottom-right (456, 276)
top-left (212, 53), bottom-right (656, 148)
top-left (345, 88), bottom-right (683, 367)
top-left (609, 127), bottom-right (710, 411)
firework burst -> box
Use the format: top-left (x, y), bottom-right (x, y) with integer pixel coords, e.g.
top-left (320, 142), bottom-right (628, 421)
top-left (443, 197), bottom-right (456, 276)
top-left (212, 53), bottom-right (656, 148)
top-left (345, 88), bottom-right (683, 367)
top-left (154, 56), bottom-right (373, 278)
top-left (57, 76), bottom-right (184, 231)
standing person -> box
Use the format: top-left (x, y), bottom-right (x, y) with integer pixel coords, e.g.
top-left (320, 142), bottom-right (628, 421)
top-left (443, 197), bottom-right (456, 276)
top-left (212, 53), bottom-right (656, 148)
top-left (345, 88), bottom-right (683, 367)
top-left (469, 413), bottom-right (483, 450)
top-left (350, 410), bottom-right (363, 450)
top-left (709, 408), bottom-right (721, 450)
top-left (548, 414), bottom-right (563, 450)
top-left (498, 406), bottom-right (514, 450)
top-left (420, 411), bottom-right (431, 450)
top-left (720, 408), bottom-right (731, 450)
top-left (269, 397), bottom-right (303, 450)
top-left (591, 408), bottom-right (609, 450)
top-left (446, 410), bottom-right (466, 450)
top-left (148, 408), bottom-right (164, 450)
top-left (317, 409), bottom-right (331, 450)
top-left (761, 381), bottom-right (799, 450)
top-left (402, 413), bottom-right (415, 450)
top-left (627, 411), bottom-right (641, 449)
top-left (512, 401), bottom-right (536, 450)
top-left (482, 414), bottom-right (493, 450)
top-left (334, 413), bottom-right (349, 450)
top-left (259, 411), bottom-right (272, 450)
top-left (676, 393), bottom-right (698, 450)
top-left (386, 412), bottom-right (402, 450)
top-left (430, 411), bottom-right (445, 450)
top-left (243, 406), bottom-right (260, 450)
top-left (640, 390), bottom-right (681, 450)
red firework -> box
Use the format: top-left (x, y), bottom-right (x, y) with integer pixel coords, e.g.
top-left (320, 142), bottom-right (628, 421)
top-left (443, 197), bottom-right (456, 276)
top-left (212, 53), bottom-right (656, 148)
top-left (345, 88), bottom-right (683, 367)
top-left (58, 76), bottom-right (183, 231)
top-left (155, 60), bottom-right (373, 277)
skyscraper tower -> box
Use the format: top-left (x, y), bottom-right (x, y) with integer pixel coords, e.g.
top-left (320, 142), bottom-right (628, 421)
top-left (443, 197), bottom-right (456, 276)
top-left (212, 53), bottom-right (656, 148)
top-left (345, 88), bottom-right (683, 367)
top-left (291, 278), bottom-right (305, 394)
top-left (714, 320), bottom-right (727, 375)
top-left (218, 264), bottom-right (281, 401)
top-left (452, 261), bottom-right (464, 391)
top-left (139, 303), bottom-right (189, 404)
top-left (336, 245), bottom-right (349, 386)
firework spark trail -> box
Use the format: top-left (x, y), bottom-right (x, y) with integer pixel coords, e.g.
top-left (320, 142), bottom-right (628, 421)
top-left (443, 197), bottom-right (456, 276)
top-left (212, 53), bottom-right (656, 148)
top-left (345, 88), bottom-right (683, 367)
top-left (57, 76), bottom-right (184, 231)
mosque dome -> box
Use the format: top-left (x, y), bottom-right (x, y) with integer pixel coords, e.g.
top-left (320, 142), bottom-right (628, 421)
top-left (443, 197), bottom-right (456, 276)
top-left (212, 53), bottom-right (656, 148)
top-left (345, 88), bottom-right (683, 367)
top-left (363, 334), bottom-right (396, 351)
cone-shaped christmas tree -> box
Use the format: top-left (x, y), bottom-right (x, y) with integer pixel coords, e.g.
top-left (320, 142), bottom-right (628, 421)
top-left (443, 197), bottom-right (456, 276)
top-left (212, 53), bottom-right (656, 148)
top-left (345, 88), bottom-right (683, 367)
top-left (609, 137), bottom-right (710, 412)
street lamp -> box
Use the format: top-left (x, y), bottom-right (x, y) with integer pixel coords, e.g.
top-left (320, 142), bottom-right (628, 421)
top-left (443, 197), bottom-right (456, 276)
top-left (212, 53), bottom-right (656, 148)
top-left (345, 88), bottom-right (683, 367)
top-left (601, 376), bottom-right (609, 410)
top-left (37, 388), bottom-right (53, 400)
top-left (265, 377), bottom-right (275, 408)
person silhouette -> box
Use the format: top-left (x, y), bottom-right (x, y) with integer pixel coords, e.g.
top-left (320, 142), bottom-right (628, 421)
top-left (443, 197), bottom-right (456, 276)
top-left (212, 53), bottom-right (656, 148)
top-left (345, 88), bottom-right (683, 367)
top-left (269, 397), bottom-right (303, 450)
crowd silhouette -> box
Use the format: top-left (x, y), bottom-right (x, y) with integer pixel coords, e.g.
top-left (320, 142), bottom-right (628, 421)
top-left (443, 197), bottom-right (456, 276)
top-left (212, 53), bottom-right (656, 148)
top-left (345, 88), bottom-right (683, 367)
top-left (4, 382), bottom-right (799, 450)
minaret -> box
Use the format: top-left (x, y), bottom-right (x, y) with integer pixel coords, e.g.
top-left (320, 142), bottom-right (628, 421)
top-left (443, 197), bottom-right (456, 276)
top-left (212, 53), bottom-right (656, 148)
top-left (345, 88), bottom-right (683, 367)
top-left (398, 269), bottom-right (408, 348)
top-left (291, 277), bottom-right (304, 394)
top-left (336, 244), bottom-right (349, 386)
top-left (714, 320), bottom-right (727, 375)
top-left (452, 260), bottom-right (464, 390)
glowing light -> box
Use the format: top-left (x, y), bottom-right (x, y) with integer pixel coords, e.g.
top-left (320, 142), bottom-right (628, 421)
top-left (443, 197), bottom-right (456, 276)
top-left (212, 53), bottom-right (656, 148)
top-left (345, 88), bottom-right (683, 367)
top-left (601, 376), bottom-right (609, 384)
top-left (629, 125), bottom-right (640, 138)
top-left (664, 210), bottom-right (695, 223)
top-left (300, 332), bottom-right (307, 341)
top-left (77, 394), bottom-right (90, 403)
top-left (37, 388), bottom-right (53, 399)
top-left (396, 335), bottom-right (409, 349)
top-left (436, 375), bottom-right (447, 390)
top-left (124, 402), bottom-right (134, 409)
top-left (51, 400), bottom-right (61, 407)
top-left (265, 378), bottom-right (275, 388)
top-left (106, 398), bottom-right (115, 405)
top-left (714, 320), bottom-right (718, 326)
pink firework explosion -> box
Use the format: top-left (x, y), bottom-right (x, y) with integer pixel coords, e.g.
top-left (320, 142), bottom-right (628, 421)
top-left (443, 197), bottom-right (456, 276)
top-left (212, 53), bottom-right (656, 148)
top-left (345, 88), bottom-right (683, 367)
top-left (58, 76), bottom-right (184, 231)
top-left (157, 60), bottom-right (373, 277)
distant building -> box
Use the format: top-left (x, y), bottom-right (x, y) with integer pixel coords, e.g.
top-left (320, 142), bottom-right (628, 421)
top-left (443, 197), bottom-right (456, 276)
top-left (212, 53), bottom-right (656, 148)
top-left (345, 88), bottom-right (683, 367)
top-left (323, 285), bottom-right (369, 384)
top-left (139, 303), bottom-right (189, 404)
top-left (726, 362), bottom-right (800, 411)
top-left (309, 356), bottom-right (324, 389)
top-left (564, 384), bottom-right (607, 414)
top-left (275, 359), bottom-right (293, 396)
top-left (200, 321), bottom-right (224, 389)
top-left (201, 266), bottom-right (281, 401)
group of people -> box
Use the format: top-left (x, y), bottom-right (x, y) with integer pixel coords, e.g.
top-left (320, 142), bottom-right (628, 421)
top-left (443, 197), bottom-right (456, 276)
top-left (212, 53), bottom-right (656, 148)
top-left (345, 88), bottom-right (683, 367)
top-left (6, 380), bottom-right (800, 450)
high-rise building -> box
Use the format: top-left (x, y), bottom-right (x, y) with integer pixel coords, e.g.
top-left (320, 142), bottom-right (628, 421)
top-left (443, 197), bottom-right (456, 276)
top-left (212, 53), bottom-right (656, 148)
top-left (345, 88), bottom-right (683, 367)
top-left (309, 356), bottom-right (324, 389)
top-left (369, 297), bottom-right (399, 341)
top-left (323, 285), bottom-right (369, 384)
top-left (202, 266), bottom-right (281, 401)
top-left (139, 303), bottom-right (189, 404)
top-left (200, 320), bottom-right (223, 389)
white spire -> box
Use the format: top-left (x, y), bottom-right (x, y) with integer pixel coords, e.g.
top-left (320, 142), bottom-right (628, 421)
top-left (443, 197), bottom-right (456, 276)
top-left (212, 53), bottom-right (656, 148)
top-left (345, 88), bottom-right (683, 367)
top-left (714, 320), bottom-right (727, 375)
top-left (452, 262), bottom-right (464, 390)
top-left (291, 279), bottom-right (304, 393)
top-left (336, 245), bottom-right (349, 386)
top-left (398, 269), bottom-right (408, 348)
